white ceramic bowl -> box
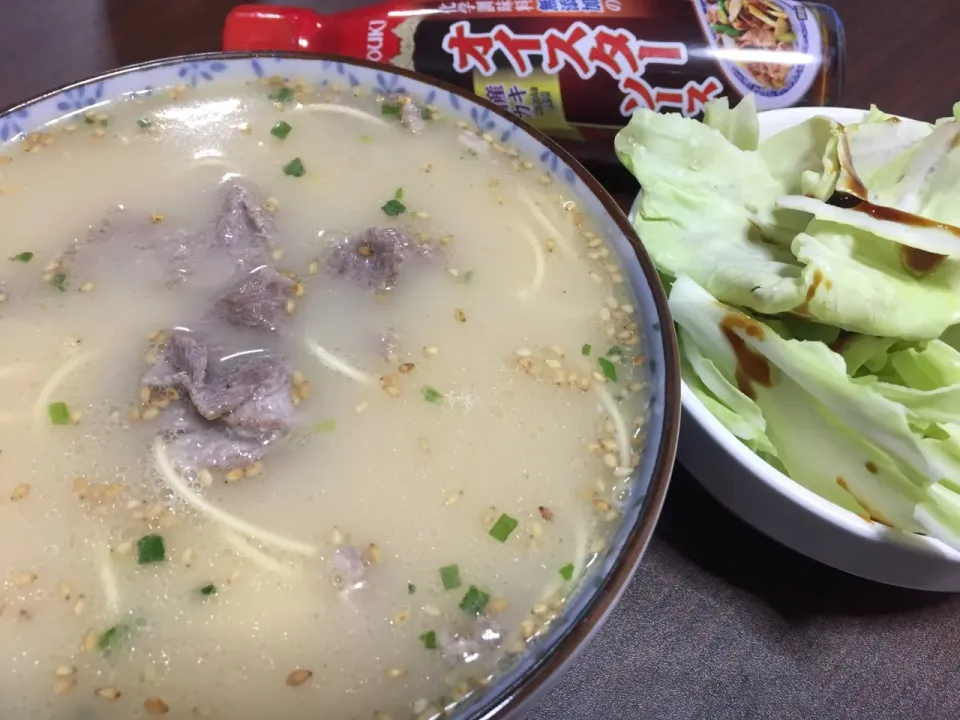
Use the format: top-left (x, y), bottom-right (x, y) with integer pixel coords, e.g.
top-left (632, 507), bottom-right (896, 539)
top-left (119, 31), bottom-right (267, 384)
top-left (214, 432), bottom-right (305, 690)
top-left (651, 106), bottom-right (960, 592)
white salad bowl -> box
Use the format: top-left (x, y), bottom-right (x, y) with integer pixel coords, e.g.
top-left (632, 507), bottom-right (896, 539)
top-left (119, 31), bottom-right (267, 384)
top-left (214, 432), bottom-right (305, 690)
top-left (643, 106), bottom-right (960, 592)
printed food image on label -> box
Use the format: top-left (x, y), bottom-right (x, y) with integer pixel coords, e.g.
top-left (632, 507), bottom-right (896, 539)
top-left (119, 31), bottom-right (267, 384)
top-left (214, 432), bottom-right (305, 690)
top-left (690, 0), bottom-right (823, 109)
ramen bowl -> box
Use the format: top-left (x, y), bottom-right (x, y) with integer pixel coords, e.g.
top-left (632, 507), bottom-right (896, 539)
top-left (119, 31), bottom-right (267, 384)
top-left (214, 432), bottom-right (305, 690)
top-left (640, 106), bottom-right (960, 593)
top-left (0, 53), bottom-right (679, 719)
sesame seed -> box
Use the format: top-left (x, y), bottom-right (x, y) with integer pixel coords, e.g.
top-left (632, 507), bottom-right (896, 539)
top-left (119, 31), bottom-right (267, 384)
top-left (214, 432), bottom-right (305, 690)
top-left (264, 197), bottom-right (280, 214)
top-left (424, 346), bottom-right (440, 356)
top-left (488, 597), bottom-right (508, 614)
top-left (285, 299), bottom-right (296, 314)
top-left (592, 371), bottom-right (607, 383)
top-left (150, 213), bottom-right (164, 224)
top-left (521, 619), bottom-right (536, 639)
top-left (363, 543), bottom-right (383, 564)
top-left (141, 406), bottom-right (160, 421)
top-left (386, 667), bottom-right (407, 680)
top-left (246, 461), bottom-right (263, 478)
top-left (545, 358), bottom-right (562, 370)
top-left (398, 362), bottom-right (415, 374)
top-left (116, 541), bottom-right (132, 555)
top-left (444, 490), bottom-right (463, 506)
top-left (54, 677), bottom-right (77, 695)
top-left (95, 687), bottom-right (122, 700)
top-left (69, 410), bottom-right (83, 424)
top-left (328, 527), bottom-right (345, 546)
top-left (54, 665), bottom-right (76, 677)
top-left (81, 630), bottom-right (97, 652)
top-left (423, 604), bottom-right (441, 616)
top-left (594, 497), bottom-right (612, 513)
top-left (621, 303), bottom-right (635, 314)
top-left (79, 282), bottom-right (95, 293)
top-left (539, 174), bottom-right (552, 185)
top-left (181, 548), bottom-right (195, 567)
top-left (602, 453), bottom-right (617, 468)
top-left (589, 272), bottom-right (603, 284)
top-left (272, 248), bottom-right (284, 261)
top-left (58, 581), bottom-right (71, 600)
top-left (414, 211), bottom-right (430, 220)
top-left (356, 401), bottom-right (369, 413)
top-left (0, 293), bottom-right (6, 304)
top-left (286, 669), bottom-right (313, 687)
top-left (308, 260), bottom-right (319, 275)
top-left (12, 571), bottom-right (37, 587)
top-left (454, 308), bottom-right (467, 323)
top-left (600, 307), bottom-right (611, 321)
top-left (145, 697), bottom-right (170, 714)
top-left (384, 385), bottom-right (401, 398)
top-left (393, 610), bottom-right (409, 625)
top-left (10, 483), bottom-right (30, 501)
top-left (225, 468), bottom-right (245, 483)
top-left (515, 348), bottom-right (532, 358)
top-left (198, 469), bottom-right (214, 487)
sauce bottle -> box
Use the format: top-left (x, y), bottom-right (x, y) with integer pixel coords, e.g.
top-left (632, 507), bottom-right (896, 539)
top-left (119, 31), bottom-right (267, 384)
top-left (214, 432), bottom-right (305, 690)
top-left (223, 1), bottom-right (844, 187)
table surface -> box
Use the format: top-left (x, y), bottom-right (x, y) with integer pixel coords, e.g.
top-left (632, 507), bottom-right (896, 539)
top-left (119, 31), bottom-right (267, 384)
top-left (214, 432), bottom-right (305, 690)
top-left (3, 2), bottom-right (960, 718)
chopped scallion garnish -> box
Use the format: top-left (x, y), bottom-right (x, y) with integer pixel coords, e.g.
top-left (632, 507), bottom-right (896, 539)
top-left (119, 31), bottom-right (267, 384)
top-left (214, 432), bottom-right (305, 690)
top-left (581, 344), bottom-right (592, 356)
top-left (407, 582), bottom-right (416, 595)
top-left (137, 534), bottom-right (166, 564)
top-left (606, 346), bottom-right (623, 357)
top-left (268, 86), bottom-right (296, 103)
top-left (48, 402), bottom-right (70, 426)
top-left (381, 198), bottom-right (406, 217)
top-left (559, 563), bottom-right (575, 581)
top-left (394, 187), bottom-right (404, 200)
top-left (459, 586), bottom-right (490, 616)
top-left (359, 134), bottom-right (373, 143)
top-left (421, 385), bottom-right (443, 404)
top-left (313, 419), bottom-right (336, 433)
top-left (463, 270), bottom-right (474, 283)
top-left (421, 107), bottom-right (434, 120)
top-left (199, 584), bottom-right (216, 596)
top-left (137, 117), bottom-right (152, 130)
top-left (598, 357), bottom-right (618, 383)
top-left (488, 513), bottom-right (518, 543)
top-left (270, 121), bottom-right (292, 140)
top-left (282, 157), bottom-right (306, 177)
top-left (96, 623), bottom-right (130, 653)
top-left (381, 103), bottom-right (401, 117)
top-left (50, 273), bottom-right (67, 291)
top-left (420, 630), bottom-right (437, 649)
top-left (9, 252), bottom-right (33, 262)
top-left (440, 564), bottom-right (461, 590)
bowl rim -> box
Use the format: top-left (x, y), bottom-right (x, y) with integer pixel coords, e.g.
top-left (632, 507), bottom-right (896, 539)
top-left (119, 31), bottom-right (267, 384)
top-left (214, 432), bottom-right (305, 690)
top-left (0, 51), bottom-right (682, 717)
top-left (679, 104), bottom-right (960, 563)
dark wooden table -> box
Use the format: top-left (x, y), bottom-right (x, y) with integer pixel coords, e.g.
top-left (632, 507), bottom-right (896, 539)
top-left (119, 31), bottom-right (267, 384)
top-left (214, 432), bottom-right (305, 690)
top-left (3, 2), bottom-right (960, 718)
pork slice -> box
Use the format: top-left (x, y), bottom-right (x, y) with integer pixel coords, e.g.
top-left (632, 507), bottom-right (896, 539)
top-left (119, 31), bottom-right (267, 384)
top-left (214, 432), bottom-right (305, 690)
top-left (213, 179), bottom-right (278, 267)
top-left (142, 330), bottom-right (296, 471)
top-left (325, 226), bottom-right (439, 292)
top-left (213, 265), bottom-right (296, 332)
top-left (160, 404), bottom-right (280, 471)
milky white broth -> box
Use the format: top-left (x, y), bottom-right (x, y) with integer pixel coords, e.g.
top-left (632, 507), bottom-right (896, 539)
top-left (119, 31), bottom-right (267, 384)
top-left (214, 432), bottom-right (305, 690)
top-left (0, 79), bottom-right (649, 719)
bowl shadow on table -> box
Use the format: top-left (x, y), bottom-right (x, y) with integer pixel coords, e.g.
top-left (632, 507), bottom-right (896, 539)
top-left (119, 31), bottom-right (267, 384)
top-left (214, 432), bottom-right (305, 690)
top-left (655, 466), bottom-right (954, 618)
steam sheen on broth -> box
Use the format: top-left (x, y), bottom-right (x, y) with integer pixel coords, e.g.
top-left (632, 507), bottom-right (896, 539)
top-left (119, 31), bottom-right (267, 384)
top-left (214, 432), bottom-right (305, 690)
top-left (0, 78), bottom-right (648, 719)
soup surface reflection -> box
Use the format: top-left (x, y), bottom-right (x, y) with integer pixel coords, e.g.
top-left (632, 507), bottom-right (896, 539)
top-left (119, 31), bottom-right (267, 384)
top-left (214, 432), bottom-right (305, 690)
top-left (0, 80), bottom-right (648, 719)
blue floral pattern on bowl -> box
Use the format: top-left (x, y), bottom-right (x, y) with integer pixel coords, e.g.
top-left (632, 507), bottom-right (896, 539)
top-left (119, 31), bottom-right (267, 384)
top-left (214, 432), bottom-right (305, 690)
top-left (177, 61), bottom-right (228, 86)
top-left (0, 53), bottom-right (672, 720)
top-left (56, 82), bottom-right (105, 113)
top-left (0, 108), bottom-right (28, 142)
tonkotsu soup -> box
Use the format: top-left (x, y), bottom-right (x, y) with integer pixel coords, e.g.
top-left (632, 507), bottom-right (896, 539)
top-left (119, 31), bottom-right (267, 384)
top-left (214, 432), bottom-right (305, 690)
top-left (0, 75), bottom-right (650, 719)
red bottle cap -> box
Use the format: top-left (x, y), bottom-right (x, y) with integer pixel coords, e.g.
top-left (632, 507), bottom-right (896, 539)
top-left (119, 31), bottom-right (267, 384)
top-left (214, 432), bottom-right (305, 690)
top-left (223, 5), bottom-right (325, 53)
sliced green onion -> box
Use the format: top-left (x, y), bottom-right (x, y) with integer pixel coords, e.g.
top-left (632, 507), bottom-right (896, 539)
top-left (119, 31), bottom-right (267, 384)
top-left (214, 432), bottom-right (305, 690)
top-left (581, 344), bottom-right (592, 356)
top-left (50, 273), bottom-right (67, 291)
top-left (48, 402), bottom-right (70, 426)
top-left (606, 346), bottom-right (623, 357)
top-left (96, 623), bottom-right (130, 653)
top-left (137, 117), bottom-right (152, 130)
top-left (199, 584), bottom-right (216, 596)
top-left (420, 630), bottom-right (437, 649)
top-left (488, 513), bottom-right (518, 543)
top-left (421, 107), bottom-right (434, 120)
top-left (137, 534), bottom-right (166, 564)
top-left (282, 157), bottom-right (305, 177)
top-left (440, 564), bottom-right (461, 590)
top-left (268, 86), bottom-right (295, 103)
top-left (421, 385), bottom-right (443, 404)
top-left (83, 115), bottom-right (96, 125)
top-left (270, 121), bottom-right (293, 140)
top-left (712, 23), bottom-right (743, 37)
top-left (598, 357), bottom-right (618, 383)
top-left (359, 134), bottom-right (373, 143)
top-left (394, 187), bottom-right (404, 200)
top-left (9, 252), bottom-right (33, 262)
top-left (313, 419), bottom-right (336, 433)
top-left (463, 270), bottom-right (474, 283)
top-left (459, 585), bottom-right (490, 616)
top-left (381, 198), bottom-right (406, 217)
top-left (407, 582), bottom-right (416, 595)
top-left (381, 103), bottom-right (401, 117)
top-left (559, 563), bottom-right (575, 581)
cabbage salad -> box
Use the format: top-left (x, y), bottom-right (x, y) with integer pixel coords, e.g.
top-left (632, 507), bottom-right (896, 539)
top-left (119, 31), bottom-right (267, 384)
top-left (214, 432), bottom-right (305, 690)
top-left (616, 96), bottom-right (960, 548)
